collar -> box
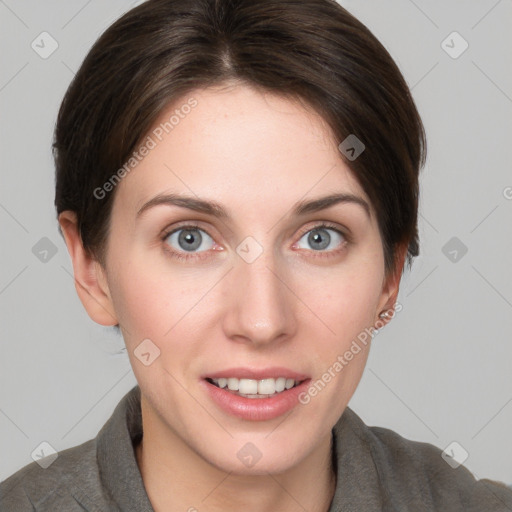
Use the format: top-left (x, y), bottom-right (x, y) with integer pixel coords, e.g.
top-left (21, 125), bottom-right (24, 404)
top-left (96, 385), bottom-right (154, 511)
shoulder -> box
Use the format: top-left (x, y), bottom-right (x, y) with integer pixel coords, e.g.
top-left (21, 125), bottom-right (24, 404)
top-left (338, 408), bottom-right (512, 511)
top-left (0, 438), bottom-right (113, 511)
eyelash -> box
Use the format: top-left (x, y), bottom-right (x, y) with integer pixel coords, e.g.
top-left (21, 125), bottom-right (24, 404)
top-left (160, 222), bottom-right (351, 262)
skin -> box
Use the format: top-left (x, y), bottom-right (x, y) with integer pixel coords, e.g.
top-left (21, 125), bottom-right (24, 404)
top-left (59, 81), bottom-right (406, 512)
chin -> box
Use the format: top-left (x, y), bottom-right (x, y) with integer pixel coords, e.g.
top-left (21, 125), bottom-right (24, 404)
top-left (195, 433), bottom-right (314, 476)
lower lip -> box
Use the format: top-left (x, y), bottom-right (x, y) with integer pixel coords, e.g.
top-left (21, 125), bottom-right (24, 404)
top-left (201, 378), bottom-right (311, 421)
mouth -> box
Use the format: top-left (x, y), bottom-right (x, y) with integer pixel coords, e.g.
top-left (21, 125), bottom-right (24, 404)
top-left (205, 376), bottom-right (305, 399)
top-left (201, 370), bottom-right (312, 420)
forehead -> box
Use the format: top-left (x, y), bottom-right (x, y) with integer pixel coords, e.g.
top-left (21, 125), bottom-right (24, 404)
top-left (113, 83), bottom-right (371, 219)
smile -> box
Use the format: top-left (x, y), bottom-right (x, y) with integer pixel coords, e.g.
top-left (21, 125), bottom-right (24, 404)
top-left (206, 377), bottom-right (303, 398)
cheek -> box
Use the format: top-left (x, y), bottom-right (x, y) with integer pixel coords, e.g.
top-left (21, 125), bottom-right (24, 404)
top-left (107, 257), bottom-right (176, 343)
top-left (293, 267), bottom-right (380, 430)
top-left (300, 263), bottom-right (383, 336)
top-left (294, 260), bottom-right (382, 396)
top-left (107, 253), bottom-right (219, 352)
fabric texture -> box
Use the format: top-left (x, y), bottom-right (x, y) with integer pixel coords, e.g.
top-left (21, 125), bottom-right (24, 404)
top-left (1, 385), bottom-right (511, 511)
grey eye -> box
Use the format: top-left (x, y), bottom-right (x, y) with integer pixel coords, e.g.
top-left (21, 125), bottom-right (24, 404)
top-left (296, 227), bottom-right (344, 251)
top-left (165, 227), bottom-right (214, 253)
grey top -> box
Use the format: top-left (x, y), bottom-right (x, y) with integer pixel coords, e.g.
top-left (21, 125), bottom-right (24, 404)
top-left (1, 385), bottom-right (511, 511)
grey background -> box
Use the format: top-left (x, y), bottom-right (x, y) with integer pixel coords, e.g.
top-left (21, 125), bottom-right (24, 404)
top-left (1, 0), bottom-right (511, 485)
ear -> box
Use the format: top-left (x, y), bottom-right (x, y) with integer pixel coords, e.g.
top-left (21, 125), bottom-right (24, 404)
top-left (374, 243), bottom-right (407, 327)
top-left (58, 211), bottom-right (118, 326)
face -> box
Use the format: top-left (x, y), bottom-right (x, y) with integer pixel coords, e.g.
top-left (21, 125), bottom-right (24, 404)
top-left (76, 82), bottom-right (400, 475)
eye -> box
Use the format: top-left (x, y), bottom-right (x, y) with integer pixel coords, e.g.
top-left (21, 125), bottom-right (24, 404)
top-left (163, 225), bottom-right (215, 257)
top-left (295, 223), bottom-right (347, 253)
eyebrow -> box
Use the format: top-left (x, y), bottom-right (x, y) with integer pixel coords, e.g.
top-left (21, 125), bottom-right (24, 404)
top-left (136, 192), bottom-right (371, 220)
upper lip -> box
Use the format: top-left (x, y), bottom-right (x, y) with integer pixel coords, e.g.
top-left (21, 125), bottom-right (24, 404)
top-left (203, 367), bottom-right (309, 381)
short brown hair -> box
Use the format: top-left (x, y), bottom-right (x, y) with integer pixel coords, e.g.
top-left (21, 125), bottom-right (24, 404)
top-left (54, 0), bottom-right (426, 275)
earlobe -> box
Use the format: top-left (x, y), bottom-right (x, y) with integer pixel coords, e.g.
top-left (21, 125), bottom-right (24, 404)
top-left (58, 211), bottom-right (118, 326)
top-left (375, 244), bottom-right (407, 327)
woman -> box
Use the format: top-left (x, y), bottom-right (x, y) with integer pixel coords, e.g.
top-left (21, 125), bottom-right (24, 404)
top-left (1, 0), bottom-right (511, 510)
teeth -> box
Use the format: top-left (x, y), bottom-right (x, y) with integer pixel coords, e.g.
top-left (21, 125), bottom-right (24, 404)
top-left (210, 377), bottom-right (301, 396)
top-left (275, 377), bottom-right (286, 392)
top-left (227, 378), bottom-right (239, 391)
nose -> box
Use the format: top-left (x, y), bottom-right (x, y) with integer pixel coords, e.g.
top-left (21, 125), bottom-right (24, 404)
top-left (221, 242), bottom-right (297, 347)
